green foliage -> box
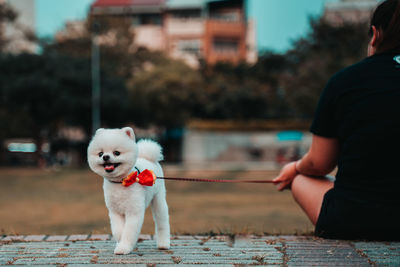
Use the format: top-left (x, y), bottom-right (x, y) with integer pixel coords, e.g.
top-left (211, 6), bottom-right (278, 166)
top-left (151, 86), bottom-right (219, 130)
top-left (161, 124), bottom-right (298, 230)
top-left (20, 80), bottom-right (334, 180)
top-left (0, 52), bottom-right (128, 140)
top-left (128, 60), bottom-right (204, 127)
top-left (199, 62), bottom-right (274, 119)
top-left (282, 18), bottom-right (369, 117)
top-left (0, 54), bottom-right (62, 138)
top-left (0, 14), bottom-right (371, 143)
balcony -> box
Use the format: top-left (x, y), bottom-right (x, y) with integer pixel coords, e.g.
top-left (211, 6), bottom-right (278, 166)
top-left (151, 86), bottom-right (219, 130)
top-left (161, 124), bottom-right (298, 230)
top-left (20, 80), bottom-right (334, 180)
top-left (205, 19), bottom-right (245, 37)
top-left (165, 18), bottom-right (205, 36)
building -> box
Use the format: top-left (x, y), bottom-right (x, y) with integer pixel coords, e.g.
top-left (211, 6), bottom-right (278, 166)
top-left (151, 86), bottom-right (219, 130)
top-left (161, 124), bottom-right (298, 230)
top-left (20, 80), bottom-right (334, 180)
top-left (90, 0), bottom-right (257, 67)
top-left (1, 0), bottom-right (37, 53)
top-left (323, 0), bottom-right (381, 25)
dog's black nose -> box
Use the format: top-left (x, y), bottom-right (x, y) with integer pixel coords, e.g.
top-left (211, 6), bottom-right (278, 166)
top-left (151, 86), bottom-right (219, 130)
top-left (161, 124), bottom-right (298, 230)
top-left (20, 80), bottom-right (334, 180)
top-left (103, 155), bottom-right (110, 161)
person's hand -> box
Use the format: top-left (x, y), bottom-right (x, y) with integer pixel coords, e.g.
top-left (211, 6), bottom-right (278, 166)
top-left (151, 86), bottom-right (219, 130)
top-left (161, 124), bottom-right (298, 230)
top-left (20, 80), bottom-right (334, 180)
top-left (273, 161), bottom-right (299, 191)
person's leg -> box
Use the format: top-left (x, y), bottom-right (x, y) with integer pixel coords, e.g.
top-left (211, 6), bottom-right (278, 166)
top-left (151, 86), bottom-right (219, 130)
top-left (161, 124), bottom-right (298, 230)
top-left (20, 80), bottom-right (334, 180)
top-left (291, 174), bottom-right (334, 225)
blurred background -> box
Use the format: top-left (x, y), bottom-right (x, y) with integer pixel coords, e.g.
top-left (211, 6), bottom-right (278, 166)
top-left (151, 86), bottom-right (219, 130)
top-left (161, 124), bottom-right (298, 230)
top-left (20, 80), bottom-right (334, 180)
top-left (0, 0), bottom-right (378, 235)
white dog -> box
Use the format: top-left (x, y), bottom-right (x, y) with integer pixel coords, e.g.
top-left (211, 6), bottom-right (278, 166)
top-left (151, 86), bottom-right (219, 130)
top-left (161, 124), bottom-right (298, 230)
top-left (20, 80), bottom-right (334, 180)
top-left (87, 127), bottom-right (170, 254)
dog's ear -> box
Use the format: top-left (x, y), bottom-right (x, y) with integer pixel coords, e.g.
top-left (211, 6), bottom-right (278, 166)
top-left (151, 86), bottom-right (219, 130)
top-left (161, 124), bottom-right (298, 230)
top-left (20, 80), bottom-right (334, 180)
top-left (95, 128), bottom-right (105, 135)
top-left (122, 127), bottom-right (135, 141)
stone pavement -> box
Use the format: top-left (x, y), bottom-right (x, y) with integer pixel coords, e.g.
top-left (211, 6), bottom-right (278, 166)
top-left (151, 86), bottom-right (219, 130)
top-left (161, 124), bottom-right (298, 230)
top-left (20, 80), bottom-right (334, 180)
top-left (1, 234), bottom-right (399, 266)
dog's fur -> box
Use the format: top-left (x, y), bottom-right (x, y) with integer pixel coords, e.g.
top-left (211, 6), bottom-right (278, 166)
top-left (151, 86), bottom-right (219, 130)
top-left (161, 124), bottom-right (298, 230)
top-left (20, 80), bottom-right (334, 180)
top-left (87, 127), bottom-right (170, 254)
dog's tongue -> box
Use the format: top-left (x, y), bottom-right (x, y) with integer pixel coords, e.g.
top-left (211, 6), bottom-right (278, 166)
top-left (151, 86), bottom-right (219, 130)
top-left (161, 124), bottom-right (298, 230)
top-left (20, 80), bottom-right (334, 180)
top-left (104, 164), bottom-right (115, 171)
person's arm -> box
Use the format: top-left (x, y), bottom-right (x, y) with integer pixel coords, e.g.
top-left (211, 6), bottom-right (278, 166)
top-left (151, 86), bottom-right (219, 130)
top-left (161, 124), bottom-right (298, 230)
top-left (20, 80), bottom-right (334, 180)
top-left (273, 134), bottom-right (339, 191)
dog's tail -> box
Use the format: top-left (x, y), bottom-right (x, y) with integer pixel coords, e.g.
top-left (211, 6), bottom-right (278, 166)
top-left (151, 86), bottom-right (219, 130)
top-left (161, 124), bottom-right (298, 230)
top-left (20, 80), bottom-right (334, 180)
top-left (137, 139), bottom-right (164, 163)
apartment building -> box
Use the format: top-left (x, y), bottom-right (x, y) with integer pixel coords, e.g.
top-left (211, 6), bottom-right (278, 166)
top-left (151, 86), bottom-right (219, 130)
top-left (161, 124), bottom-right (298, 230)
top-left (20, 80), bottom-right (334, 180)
top-left (90, 0), bottom-right (257, 67)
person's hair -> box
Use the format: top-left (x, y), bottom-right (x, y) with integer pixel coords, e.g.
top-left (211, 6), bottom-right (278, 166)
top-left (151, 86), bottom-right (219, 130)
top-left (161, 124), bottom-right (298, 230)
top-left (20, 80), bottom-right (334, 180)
top-left (369, 0), bottom-right (400, 53)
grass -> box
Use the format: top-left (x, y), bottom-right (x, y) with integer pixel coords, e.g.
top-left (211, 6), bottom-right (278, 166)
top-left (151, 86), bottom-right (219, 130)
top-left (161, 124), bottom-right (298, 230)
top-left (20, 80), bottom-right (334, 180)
top-left (0, 167), bottom-right (313, 236)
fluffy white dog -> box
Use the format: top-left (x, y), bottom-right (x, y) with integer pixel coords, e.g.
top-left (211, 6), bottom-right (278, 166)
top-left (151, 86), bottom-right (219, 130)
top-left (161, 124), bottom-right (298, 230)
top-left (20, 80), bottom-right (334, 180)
top-left (87, 127), bottom-right (170, 254)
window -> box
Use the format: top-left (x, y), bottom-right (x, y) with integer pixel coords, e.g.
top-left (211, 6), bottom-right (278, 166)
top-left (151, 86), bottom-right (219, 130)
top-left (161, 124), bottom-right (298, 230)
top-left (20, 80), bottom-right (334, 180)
top-left (213, 38), bottom-right (239, 54)
top-left (210, 11), bottom-right (240, 22)
top-left (141, 14), bottom-right (162, 25)
top-left (170, 9), bottom-right (201, 19)
top-left (131, 14), bottom-right (162, 26)
top-left (177, 39), bottom-right (201, 55)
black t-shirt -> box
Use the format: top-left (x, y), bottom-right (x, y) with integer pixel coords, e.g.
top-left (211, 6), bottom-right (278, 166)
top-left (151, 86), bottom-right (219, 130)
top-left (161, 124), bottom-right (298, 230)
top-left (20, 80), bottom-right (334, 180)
top-left (310, 51), bottom-right (400, 202)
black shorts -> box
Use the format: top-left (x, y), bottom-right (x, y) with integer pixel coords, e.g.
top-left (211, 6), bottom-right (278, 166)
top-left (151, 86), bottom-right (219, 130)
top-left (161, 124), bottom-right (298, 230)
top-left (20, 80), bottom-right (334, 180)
top-left (315, 188), bottom-right (400, 241)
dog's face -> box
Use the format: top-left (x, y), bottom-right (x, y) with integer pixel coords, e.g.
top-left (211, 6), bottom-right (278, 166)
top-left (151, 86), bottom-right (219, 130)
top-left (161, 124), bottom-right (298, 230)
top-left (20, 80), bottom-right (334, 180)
top-left (87, 127), bottom-right (138, 181)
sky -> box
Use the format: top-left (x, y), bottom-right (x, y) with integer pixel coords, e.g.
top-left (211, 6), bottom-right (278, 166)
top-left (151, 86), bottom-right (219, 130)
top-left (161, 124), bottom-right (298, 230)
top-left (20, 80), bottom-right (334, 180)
top-left (36, 0), bottom-right (93, 37)
top-left (36, 0), bottom-right (336, 53)
top-left (248, 0), bottom-right (334, 52)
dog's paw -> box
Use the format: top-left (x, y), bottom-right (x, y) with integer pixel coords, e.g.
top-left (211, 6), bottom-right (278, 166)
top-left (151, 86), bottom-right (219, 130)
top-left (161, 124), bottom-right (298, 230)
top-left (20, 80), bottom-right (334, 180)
top-left (114, 243), bottom-right (133, 255)
top-left (157, 239), bottom-right (170, 250)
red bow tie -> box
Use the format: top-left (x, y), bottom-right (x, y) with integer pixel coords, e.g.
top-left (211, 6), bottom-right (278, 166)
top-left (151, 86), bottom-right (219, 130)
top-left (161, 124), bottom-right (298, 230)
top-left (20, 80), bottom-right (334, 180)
top-left (122, 169), bottom-right (157, 187)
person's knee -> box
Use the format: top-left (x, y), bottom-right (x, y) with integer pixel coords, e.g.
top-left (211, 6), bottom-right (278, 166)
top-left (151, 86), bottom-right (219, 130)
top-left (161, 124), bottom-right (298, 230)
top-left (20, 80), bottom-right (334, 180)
top-left (290, 175), bottom-right (334, 224)
top-left (292, 175), bottom-right (333, 194)
top-left (291, 174), bottom-right (307, 199)
top-left (290, 174), bottom-right (333, 207)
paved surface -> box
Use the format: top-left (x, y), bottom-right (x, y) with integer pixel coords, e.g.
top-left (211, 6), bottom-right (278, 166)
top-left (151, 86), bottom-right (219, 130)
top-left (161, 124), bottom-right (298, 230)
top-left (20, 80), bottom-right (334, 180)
top-left (1, 234), bottom-right (399, 266)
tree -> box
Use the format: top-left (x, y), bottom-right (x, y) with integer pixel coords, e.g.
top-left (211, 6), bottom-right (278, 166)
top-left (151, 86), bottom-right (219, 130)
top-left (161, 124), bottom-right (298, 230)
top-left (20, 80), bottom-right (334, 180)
top-left (0, 52), bottom-right (129, 164)
top-left (128, 59), bottom-right (204, 128)
top-left (45, 14), bottom-right (171, 80)
top-left (44, 14), bottom-right (174, 128)
top-left (282, 18), bottom-right (369, 117)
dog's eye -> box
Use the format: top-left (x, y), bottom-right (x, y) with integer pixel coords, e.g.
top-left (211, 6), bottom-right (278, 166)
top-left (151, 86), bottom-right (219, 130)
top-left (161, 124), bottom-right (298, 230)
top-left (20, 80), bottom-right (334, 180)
top-left (113, 151), bottom-right (120, 156)
top-left (98, 152), bottom-right (103, 157)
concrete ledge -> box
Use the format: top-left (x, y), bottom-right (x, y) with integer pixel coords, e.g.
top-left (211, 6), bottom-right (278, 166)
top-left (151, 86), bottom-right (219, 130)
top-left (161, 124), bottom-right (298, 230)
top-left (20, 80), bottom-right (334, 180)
top-left (1, 235), bottom-right (399, 266)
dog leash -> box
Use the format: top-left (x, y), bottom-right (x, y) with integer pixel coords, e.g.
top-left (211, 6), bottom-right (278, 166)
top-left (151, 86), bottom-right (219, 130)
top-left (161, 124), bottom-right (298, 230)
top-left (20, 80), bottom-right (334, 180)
top-left (156, 176), bottom-right (276, 184)
top-left (144, 165), bottom-right (275, 184)
top-left (115, 169), bottom-right (277, 187)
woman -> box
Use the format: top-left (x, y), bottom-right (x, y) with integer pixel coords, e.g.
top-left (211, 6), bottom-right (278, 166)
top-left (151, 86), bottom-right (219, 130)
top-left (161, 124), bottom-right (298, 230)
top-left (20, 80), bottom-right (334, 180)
top-left (274, 0), bottom-right (400, 240)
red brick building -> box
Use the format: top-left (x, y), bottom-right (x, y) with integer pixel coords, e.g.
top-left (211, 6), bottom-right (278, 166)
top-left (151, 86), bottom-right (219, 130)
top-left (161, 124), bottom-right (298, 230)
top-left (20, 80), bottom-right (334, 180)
top-left (90, 0), bottom-right (257, 67)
